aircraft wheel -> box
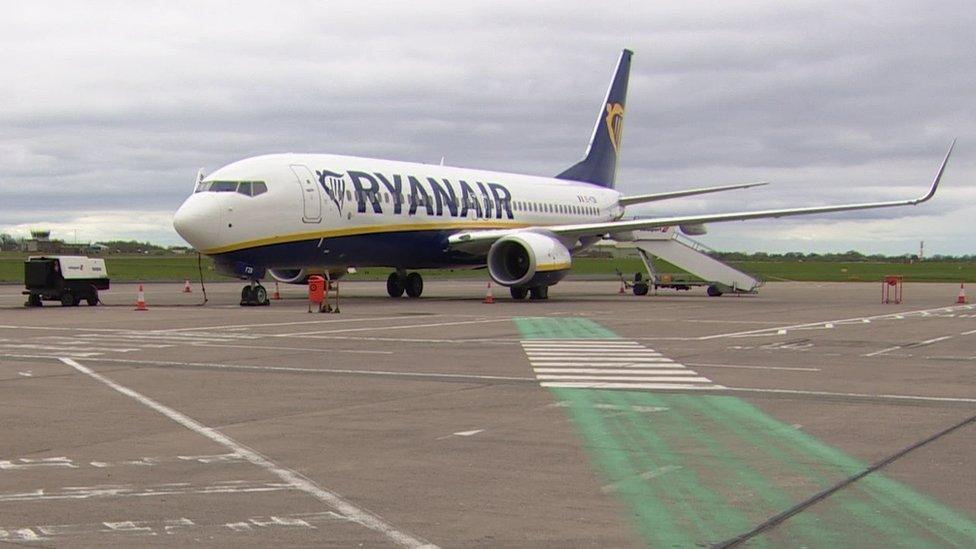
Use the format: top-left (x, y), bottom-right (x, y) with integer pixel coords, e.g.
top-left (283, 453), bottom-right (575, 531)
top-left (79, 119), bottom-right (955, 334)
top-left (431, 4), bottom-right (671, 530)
top-left (510, 286), bottom-right (528, 300)
top-left (241, 285), bottom-right (254, 305)
top-left (253, 285), bottom-right (269, 305)
top-left (529, 285), bottom-right (549, 300)
top-left (707, 284), bottom-right (723, 297)
top-left (404, 272), bottom-right (423, 298)
top-left (633, 282), bottom-right (649, 296)
top-left (387, 272), bottom-right (405, 297)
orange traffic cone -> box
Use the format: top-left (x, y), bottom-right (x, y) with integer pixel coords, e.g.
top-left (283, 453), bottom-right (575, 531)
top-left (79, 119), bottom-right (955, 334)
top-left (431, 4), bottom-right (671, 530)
top-left (272, 282), bottom-right (281, 300)
top-left (182, 279), bottom-right (192, 293)
top-left (135, 284), bottom-right (148, 311)
top-left (957, 283), bottom-right (967, 304)
top-left (483, 281), bottom-right (495, 304)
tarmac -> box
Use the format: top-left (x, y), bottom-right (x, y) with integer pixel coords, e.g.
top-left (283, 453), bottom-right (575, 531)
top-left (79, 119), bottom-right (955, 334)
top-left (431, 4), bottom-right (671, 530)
top-left (0, 279), bottom-right (973, 547)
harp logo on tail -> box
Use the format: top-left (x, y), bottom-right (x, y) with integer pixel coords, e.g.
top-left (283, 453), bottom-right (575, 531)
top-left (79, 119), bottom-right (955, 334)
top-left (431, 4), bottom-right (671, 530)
top-left (605, 102), bottom-right (625, 153)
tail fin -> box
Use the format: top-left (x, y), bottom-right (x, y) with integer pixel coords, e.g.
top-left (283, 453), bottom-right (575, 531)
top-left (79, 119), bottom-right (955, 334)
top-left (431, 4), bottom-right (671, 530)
top-left (555, 49), bottom-right (632, 188)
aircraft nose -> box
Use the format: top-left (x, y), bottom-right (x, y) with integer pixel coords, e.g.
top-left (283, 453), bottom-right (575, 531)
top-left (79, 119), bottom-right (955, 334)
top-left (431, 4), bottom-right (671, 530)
top-left (173, 193), bottom-right (221, 251)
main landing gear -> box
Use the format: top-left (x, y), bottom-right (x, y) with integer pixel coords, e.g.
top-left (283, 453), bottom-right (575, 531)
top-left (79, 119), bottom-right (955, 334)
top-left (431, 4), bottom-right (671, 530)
top-left (387, 271), bottom-right (424, 298)
top-left (241, 281), bottom-right (270, 306)
top-left (510, 285), bottom-right (549, 300)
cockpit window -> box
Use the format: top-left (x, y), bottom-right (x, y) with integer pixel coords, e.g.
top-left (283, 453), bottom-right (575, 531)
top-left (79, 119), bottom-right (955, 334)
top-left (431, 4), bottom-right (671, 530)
top-left (208, 181), bottom-right (239, 192)
top-left (195, 180), bottom-right (268, 196)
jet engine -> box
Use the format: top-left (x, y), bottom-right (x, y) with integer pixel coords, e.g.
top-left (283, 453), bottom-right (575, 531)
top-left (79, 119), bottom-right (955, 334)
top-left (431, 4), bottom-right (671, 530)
top-left (487, 232), bottom-right (572, 287)
top-left (268, 268), bottom-right (347, 284)
top-left (267, 268), bottom-right (313, 284)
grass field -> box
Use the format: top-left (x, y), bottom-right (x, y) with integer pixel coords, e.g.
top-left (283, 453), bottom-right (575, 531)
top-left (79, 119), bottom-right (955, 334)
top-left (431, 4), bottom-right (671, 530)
top-left (2, 253), bottom-right (972, 284)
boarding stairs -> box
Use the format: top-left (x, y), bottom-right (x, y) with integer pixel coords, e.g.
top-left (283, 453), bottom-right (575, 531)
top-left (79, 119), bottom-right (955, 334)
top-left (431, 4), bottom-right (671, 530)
top-left (614, 228), bottom-right (762, 294)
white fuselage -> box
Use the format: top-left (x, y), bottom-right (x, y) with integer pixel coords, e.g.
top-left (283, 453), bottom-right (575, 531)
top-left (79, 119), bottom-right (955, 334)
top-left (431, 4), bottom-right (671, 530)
top-left (173, 153), bottom-right (623, 270)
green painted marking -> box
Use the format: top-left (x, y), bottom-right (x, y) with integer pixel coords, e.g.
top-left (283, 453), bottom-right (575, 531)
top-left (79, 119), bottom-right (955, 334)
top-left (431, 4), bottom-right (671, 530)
top-left (516, 317), bottom-right (976, 548)
top-left (513, 317), bottom-right (619, 339)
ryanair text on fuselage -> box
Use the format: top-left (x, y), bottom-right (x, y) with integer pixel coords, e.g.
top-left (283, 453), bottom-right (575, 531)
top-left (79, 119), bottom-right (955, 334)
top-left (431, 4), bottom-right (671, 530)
top-left (318, 169), bottom-right (515, 219)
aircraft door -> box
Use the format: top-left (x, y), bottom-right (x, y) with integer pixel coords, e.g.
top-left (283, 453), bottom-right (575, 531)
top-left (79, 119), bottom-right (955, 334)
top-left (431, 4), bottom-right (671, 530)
top-left (290, 164), bottom-right (322, 223)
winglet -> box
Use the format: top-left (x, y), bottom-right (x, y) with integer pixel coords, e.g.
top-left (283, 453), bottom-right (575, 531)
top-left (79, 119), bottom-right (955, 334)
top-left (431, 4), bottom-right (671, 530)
top-left (912, 139), bottom-right (955, 205)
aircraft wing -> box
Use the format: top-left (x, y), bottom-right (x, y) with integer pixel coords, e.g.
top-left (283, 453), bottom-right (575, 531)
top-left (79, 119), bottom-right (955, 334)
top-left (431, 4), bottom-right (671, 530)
top-left (449, 140), bottom-right (954, 251)
top-left (618, 181), bottom-right (768, 207)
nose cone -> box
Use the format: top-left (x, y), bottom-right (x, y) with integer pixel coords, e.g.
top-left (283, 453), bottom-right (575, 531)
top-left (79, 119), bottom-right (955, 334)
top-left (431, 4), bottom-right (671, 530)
top-left (173, 193), bottom-right (221, 251)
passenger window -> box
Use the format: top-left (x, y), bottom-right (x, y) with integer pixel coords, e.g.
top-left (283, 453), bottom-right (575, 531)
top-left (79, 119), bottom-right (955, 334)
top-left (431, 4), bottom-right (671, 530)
top-left (251, 181), bottom-right (268, 196)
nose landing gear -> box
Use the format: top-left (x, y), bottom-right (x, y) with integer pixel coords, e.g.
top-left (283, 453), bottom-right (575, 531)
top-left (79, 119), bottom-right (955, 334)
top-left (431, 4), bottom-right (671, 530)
top-left (241, 281), bottom-right (270, 306)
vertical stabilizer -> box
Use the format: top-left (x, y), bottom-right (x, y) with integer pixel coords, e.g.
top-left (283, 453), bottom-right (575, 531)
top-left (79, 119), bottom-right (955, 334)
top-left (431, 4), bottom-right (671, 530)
top-left (555, 49), bottom-right (632, 188)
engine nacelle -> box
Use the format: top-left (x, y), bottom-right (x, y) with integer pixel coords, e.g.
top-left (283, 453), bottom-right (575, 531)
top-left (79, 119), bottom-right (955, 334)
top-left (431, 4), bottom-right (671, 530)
top-left (680, 223), bottom-right (708, 236)
top-left (487, 233), bottom-right (572, 287)
top-left (267, 268), bottom-right (313, 284)
top-left (268, 267), bottom-right (348, 284)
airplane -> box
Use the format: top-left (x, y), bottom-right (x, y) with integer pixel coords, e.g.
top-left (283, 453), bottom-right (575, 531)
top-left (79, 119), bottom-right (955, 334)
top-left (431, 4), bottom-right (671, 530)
top-left (173, 49), bottom-right (954, 305)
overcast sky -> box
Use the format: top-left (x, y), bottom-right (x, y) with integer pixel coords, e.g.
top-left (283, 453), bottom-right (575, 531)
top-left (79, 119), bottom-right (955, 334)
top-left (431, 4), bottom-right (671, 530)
top-left (1, 1), bottom-right (973, 255)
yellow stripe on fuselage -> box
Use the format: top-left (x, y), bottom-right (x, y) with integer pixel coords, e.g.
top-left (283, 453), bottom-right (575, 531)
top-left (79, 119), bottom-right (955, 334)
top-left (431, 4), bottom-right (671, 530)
top-left (201, 220), bottom-right (531, 255)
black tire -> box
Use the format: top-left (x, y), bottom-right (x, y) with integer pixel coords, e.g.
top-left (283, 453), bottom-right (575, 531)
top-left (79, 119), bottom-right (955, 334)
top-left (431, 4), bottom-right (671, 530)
top-left (707, 284), bottom-right (723, 297)
top-left (86, 289), bottom-right (99, 306)
top-left (510, 286), bottom-right (528, 300)
top-left (241, 286), bottom-right (254, 305)
top-left (529, 285), bottom-right (549, 300)
top-left (61, 292), bottom-right (77, 307)
top-left (633, 282), bottom-right (649, 296)
top-left (404, 272), bottom-right (423, 298)
top-left (387, 272), bottom-right (405, 297)
top-left (27, 294), bottom-right (42, 307)
top-left (253, 285), bottom-right (268, 305)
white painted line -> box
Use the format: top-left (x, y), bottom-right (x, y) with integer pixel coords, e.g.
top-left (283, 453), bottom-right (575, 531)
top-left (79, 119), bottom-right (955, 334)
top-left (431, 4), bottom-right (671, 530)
top-left (452, 430), bottom-right (484, 437)
top-left (527, 357), bottom-right (674, 363)
top-left (684, 363), bottom-right (820, 372)
top-left (64, 356), bottom-right (534, 382)
top-left (526, 352), bottom-right (663, 357)
top-left (183, 342), bottom-right (395, 355)
top-left (697, 304), bottom-right (976, 340)
top-left (962, 329), bottom-right (976, 336)
top-left (527, 362), bottom-right (685, 367)
top-left (864, 345), bottom-right (903, 357)
top-left (533, 368), bottom-right (699, 375)
top-left (285, 318), bottom-right (511, 336)
top-left (58, 357), bottom-right (438, 549)
top-left (536, 375), bottom-right (715, 382)
top-left (153, 315), bottom-right (448, 333)
top-left (724, 387), bottom-right (976, 404)
top-left (541, 382), bottom-right (725, 390)
top-left (549, 402), bottom-right (669, 413)
top-left (910, 335), bottom-right (954, 347)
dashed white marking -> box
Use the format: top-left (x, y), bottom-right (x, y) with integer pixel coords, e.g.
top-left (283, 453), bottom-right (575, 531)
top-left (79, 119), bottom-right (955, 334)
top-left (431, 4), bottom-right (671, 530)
top-left (17, 371), bottom-right (32, 377)
top-left (864, 345), bottom-right (904, 357)
top-left (523, 340), bottom-right (723, 391)
top-left (0, 457), bottom-right (76, 470)
top-left (549, 402), bottom-right (669, 413)
top-left (601, 465), bottom-right (682, 493)
top-left (1, 512), bottom-right (347, 542)
top-left (452, 430), bottom-right (484, 437)
top-left (59, 357), bottom-right (437, 549)
top-left (684, 363), bottom-right (820, 372)
top-left (0, 481), bottom-right (294, 502)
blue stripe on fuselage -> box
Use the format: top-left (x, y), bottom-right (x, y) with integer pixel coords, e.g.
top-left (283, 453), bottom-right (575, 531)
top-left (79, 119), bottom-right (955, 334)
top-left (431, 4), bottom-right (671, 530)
top-left (213, 229), bottom-right (484, 272)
